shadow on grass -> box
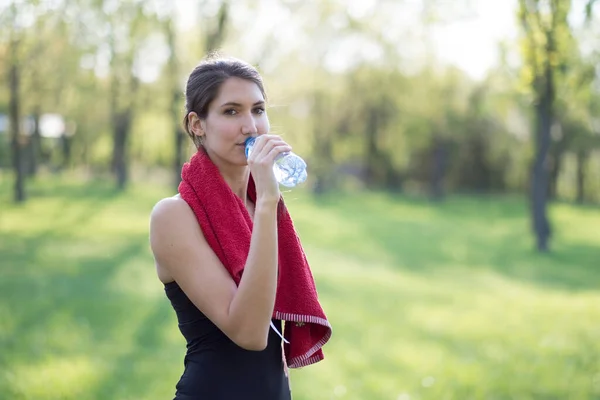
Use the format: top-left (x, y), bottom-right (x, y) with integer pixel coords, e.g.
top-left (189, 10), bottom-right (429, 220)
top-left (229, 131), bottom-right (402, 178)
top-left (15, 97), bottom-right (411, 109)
top-left (1, 238), bottom-right (146, 350)
top-left (0, 181), bottom-right (179, 399)
top-left (307, 191), bottom-right (600, 293)
top-left (0, 235), bottom-right (159, 397)
top-left (90, 297), bottom-right (177, 400)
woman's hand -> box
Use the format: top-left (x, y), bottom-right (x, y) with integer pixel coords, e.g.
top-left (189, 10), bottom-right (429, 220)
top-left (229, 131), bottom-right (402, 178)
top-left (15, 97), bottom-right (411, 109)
top-left (247, 134), bottom-right (291, 205)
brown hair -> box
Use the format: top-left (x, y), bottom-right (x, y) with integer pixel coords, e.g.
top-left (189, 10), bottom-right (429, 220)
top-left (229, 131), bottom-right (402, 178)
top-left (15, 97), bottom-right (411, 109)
top-left (183, 55), bottom-right (267, 148)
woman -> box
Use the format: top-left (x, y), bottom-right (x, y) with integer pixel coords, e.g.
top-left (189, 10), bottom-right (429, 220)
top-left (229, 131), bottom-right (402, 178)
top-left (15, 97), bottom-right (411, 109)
top-left (149, 56), bottom-right (331, 400)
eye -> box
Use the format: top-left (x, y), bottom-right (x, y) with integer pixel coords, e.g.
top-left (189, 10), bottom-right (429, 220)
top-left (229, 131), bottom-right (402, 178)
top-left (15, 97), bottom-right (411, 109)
top-left (224, 108), bottom-right (237, 115)
top-left (253, 107), bottom-right (265, 115)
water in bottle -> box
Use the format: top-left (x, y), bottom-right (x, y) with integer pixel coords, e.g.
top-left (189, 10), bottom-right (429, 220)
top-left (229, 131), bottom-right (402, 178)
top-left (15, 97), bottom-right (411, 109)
top-left (244, 137), bottom-right (308, 187)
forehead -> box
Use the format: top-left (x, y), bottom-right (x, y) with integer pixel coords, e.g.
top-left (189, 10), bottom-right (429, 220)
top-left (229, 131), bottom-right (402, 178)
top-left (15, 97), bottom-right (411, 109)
top-left (214, 77), bottom-right (264, 104)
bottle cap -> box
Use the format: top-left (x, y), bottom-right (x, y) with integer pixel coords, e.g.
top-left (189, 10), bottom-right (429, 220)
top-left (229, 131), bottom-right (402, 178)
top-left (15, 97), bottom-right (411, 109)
top-left (244, 137), bottom-right (256, 159)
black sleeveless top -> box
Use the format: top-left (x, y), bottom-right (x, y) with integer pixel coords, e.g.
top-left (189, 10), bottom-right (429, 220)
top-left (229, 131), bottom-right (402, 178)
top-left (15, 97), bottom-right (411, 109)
top-left (164, 281), bottom-right (292, 400)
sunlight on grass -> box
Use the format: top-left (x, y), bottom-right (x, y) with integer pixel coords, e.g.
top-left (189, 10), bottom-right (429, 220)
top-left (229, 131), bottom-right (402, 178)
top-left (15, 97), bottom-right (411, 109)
top-left (108, 256), bottom-right (165, 300)
top-left (6, 356), bottom-right (103, 399)
top-left (1, 179), bottom-right (599, 399)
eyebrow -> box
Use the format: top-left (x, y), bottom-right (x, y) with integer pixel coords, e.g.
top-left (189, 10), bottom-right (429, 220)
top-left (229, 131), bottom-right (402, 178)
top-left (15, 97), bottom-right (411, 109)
top-left (220, 101), bottom-right (265, 108)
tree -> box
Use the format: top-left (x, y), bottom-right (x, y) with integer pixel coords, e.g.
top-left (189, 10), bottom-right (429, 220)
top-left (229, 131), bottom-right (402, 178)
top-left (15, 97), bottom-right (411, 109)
top-left (6, 1), bottom-right (25, 203)
top-left (167, 0), bottom-right (229, 191)
top-left (162, 11), bottom-right (185, 191)
top-left (585, 0), bottom-right (597, 19)
top-left (103, 0), bottom-right (155, 190)
top-left (517, 0), bottom-right (573, 252)
top-left (553, 56), bottom-right (597, 203)
top-left (21, 2), bottom-right (75, 174)
top-left (201, 0), bottom-right (229, 56)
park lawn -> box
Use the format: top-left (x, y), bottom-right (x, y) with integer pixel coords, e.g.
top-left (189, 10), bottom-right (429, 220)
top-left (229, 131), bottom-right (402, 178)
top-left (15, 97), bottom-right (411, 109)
top-left (1, 176), bottom-right (599, 400)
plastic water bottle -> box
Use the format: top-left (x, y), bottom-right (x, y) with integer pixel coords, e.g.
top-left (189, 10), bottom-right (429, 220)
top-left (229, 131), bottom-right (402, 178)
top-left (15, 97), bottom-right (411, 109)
top-left (245, 137), bottom-right (308, 187)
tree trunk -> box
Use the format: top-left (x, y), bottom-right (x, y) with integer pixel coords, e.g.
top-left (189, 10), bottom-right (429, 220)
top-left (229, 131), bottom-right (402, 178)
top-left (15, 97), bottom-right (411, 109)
top-left (27, 108), bottom-right (41, 176)
top-left (548, 128), bottom-right (566, 201)
top-left (9, 39), bottom-right (25, 203)
top-left (172, 91), bottom-right (185, 191)
top-left (430, 135), bottom-right (446, 201)
top-left (364, 107), bottom-right (379, 187)
top-left (61, 133), bottom-right (71, 169)
top-left (204, 1), bottom-right (229, 54)
top-left (575, 149), bottom-right (588, 204)
top-left (110, 104), bottom-right (134, 190)
top-left (165, 18), bottom-right (185, 191)
top-left (382, 153), bottom-right (402, 192)
top-left (311, 92), bottom-right (334, 195)
top-left (109, 63), bottom-right (138, 190)
top-left (112, 111), bottom-right (132, 190)
top-left (530, 65), bottom-right (554, 252)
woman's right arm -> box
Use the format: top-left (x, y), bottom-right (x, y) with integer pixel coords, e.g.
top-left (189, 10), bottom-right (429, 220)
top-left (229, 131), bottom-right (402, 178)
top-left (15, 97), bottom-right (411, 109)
top-left (150, 135), bottom-right (290, 351)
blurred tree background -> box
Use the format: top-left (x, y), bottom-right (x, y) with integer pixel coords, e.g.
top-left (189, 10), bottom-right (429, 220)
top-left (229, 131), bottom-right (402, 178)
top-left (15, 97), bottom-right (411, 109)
top-left (1, 1), bottom-right (599, 399)
top-left (1, 0), bottom-right (599, 249)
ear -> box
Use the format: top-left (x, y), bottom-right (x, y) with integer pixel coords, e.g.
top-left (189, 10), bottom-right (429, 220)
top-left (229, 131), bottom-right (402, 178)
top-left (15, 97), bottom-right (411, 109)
top-left (187, 112), bottom-right (205, 137)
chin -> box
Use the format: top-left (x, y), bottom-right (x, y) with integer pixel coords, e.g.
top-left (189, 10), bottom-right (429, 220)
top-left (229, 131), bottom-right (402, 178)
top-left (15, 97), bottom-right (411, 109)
top-left (236, 147), bottom-right (248, 165)
top-left (231, 153), bottom-right (248, 167)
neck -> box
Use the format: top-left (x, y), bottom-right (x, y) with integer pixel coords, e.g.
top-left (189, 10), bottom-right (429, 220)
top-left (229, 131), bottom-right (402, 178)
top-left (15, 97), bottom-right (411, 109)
top-left (221, 166), bottom-right (251, 204)
top-left (203, 147), bottom-right (251, 205)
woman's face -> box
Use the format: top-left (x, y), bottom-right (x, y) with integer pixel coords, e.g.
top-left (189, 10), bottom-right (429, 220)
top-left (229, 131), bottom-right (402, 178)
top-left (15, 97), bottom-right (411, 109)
top-left (196, 77), bottom-right (269, 166)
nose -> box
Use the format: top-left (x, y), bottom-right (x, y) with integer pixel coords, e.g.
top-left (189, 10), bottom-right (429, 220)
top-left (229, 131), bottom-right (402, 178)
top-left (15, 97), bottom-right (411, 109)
top-left (241, 112), bottom-right (258, 136)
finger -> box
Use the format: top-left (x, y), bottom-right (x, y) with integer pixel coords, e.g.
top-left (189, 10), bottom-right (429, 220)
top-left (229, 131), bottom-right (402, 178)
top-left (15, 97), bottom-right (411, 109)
top-left (247, 135), bottom-right (277, 158)
top-left (250, 137), bottom-right (289, 161)
top-left (249, 142), bottom-right (290, 167)
top-left (254, 142), bottom-right (290, 162)
top-left (258, 144), bottom-right (292, 164)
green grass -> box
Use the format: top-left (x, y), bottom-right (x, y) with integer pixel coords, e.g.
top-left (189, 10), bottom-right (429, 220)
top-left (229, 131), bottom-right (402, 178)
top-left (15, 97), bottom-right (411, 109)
top-left (1, 176), bottom-right (599, 400)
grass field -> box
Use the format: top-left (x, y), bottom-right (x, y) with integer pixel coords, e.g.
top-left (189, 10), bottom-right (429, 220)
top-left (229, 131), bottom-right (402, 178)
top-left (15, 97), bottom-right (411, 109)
top-left (1, 176), bottom-right (599, 400)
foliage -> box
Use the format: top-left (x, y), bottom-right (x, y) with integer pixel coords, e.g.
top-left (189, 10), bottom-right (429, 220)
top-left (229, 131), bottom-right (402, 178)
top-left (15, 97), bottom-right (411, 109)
top-left (0, 0), bottom-right (598, 201)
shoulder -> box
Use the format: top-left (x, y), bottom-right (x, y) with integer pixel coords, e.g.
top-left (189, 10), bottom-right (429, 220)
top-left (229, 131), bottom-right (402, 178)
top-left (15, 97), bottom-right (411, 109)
top-left (149, 195), bottom-right (200, 244)
top-left (150, 194), bottom-right (193, 224)
top-left (149, 194), bottom-right (211, 264)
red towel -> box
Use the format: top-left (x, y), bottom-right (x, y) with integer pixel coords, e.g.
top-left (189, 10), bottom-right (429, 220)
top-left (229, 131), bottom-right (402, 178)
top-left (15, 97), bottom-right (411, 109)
top-left (178, 147), bottom-right (332, 368)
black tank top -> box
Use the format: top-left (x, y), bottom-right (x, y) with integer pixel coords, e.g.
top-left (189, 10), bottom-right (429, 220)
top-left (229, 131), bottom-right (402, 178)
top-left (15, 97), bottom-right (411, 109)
top-left (164, 281), bottom-right (292, 400)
